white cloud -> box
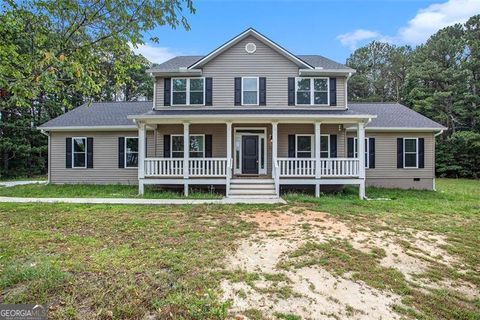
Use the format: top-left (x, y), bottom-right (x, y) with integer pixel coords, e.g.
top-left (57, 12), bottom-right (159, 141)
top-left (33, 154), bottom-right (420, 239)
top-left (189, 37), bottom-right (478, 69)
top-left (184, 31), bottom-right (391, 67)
top-left (337, 29), bottom-right (381, 50)
top-left (131, 43), bottom-right (179, 63)
top-left (338, 0), bottom-right (480, 49)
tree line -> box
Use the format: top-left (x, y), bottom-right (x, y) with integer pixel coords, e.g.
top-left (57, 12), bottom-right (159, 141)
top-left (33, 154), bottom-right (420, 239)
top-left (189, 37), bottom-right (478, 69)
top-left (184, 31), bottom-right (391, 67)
top-left (0, 0), bottom-right (193, 178)
top-left (347, 14), bottom-right (480, 178)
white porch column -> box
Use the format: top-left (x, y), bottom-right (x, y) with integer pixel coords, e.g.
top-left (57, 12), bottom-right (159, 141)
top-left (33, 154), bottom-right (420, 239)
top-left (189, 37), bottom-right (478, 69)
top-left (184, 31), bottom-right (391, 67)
top-left (226, 122), bottom-right (232, 196)
top-left (357, 121), bottom-right (366, 199)
top-left (138, 122), bottom-right (146, 195)
top-left (183, 122), bottom-right (189, 196)
top-left (271, 122), bottom-right (279, 196)
top-left (314, 122), bottom-right (321, 197)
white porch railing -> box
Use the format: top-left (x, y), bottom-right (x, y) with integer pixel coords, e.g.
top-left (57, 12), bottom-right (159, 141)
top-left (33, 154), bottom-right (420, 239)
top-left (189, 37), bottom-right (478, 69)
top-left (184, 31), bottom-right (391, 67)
top-left (189, 158), bottom-right (228, 176)
top-left (144, 158), bottom-right (228, 177)
top-left (276, 158), bottom-right (359, 177)
top-left (278, 158), bottom-right (316, 177)
top-left (144, 158), bottom-right (184, 177)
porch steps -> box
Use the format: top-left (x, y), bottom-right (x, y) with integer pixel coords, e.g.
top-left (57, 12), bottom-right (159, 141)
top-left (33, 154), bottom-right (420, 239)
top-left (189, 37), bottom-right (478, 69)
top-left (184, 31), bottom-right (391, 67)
top-left (228, 179), bottom-right (278, 198)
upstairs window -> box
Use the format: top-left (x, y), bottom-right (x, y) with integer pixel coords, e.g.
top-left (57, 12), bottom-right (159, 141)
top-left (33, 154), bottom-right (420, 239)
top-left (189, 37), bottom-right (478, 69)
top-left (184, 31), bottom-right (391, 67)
top-left (242, 77), bottom-right (259, 105)
top-left (296, 77), bottom-right (329, 105)
top-left (72, 137), bottom-right (87, 168)
top-left (125, 137), bottom-right (139, 168)
top-left (172, 78), bottom-right (204, 105)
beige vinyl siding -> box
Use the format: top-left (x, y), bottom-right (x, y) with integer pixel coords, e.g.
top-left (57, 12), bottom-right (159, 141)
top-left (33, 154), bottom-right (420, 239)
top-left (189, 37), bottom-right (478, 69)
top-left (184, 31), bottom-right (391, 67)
top-left (154, 36), bottom-right (348, 108)
top-left (336, 77), bottom-right (346, 107)
top-left (278, 124), bottom-right (346, 158)
top-left (346, 131), bottom-right (435, 190)
top-left (50, 131), bottom-right (154, 185)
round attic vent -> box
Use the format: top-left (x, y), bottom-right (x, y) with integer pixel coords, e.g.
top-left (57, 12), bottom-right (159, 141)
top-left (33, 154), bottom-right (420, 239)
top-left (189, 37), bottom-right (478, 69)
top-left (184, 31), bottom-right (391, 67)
top-left (245, 42), bottom-right (256, 54)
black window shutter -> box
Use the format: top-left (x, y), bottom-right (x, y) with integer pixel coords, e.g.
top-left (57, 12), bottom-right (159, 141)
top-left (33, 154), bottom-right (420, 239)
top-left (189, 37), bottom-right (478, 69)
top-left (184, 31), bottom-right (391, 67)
top-left (347, 137), bottom-right (354, 158)
top-left (164, 78), bottom-right (171, 106)
top-left (118, 137), bottom-right (125, 168)
top-left (397, 138), bottom-right (404, 168)
top-left (66, 137), bottom-right (72, 168)
top-left (288, 77), bottom-right (295, 106)
top-left (164, 135), bottom-right (171, 158)
top-left (419, 138), bottom-right (425, 168)
top-left (329, 78), bottom-right (337, 106)
top-left (87, 137), bottom-right (94, 168)
top-left (369, 138), bottom-right (376, 169)
top-left (259, 77), bottom-right (266, 106)
top-left (288, 134), bottom-right (296, 158)
top-left (330, 134), bottom-right (337, 158)
top-left (205, 77), bottom-right (213, 106)
top-left (234, 77), bottom-right (241, 106)
top-left (205, 135), bottom-right (213, 157)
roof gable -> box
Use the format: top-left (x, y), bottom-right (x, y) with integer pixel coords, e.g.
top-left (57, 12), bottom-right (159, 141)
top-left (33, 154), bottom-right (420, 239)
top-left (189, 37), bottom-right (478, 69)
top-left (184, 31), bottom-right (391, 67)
top-left (188, 28), bottom-right (313, 70)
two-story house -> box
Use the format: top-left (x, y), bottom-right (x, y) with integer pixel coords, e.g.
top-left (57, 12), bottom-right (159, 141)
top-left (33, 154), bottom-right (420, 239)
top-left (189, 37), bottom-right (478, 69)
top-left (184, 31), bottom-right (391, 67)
top-left (38, 28), bottom-right (445, 199)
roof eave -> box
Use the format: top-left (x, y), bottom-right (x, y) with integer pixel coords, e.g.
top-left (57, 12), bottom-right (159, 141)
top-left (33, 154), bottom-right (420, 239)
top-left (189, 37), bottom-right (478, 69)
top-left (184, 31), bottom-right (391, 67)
top-left (148, 69), bottom-right (202, 77)
top-left (299, 69), bottom-right (356, 76)
top-left (37, 125), bottom-right (138, 131)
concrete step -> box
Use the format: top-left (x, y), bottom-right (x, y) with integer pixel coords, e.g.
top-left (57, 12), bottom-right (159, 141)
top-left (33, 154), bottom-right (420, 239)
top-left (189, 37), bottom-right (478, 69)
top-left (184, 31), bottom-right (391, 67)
top-left (227, 195), bottom-right (280, 199)
top-left (230, 179), bottom-right (274, 184)
top-left (229, 189), bottom-right (277, 196)
top-left (230, 183), bottom-right (275, 190)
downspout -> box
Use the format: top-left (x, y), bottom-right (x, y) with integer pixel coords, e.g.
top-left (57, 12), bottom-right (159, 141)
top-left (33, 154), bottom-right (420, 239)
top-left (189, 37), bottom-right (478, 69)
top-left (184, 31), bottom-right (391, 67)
top-left (40, 129), bottom-right (50, 184)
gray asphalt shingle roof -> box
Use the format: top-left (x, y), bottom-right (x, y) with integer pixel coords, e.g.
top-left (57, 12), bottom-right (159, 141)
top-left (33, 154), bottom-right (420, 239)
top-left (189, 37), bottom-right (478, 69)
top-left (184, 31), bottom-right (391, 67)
top-left (349, 103), bottom-right (445, 129)
top-left (38, 101), bottom-right (153, 128)
top-left (149, 54), bottom-right (348, 72)
top-left (38, 101), bottom-right (444, 131)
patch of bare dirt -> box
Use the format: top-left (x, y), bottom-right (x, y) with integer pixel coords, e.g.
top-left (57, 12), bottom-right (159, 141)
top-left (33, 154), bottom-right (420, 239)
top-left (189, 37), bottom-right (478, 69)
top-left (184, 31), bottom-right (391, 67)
top-left (221, 207), bottom-right (470, 319)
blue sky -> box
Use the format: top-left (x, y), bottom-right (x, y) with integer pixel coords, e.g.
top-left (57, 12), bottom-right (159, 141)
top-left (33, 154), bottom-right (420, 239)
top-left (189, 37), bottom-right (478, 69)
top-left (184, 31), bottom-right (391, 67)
top-left (134, 0), bottom-right (480, 64)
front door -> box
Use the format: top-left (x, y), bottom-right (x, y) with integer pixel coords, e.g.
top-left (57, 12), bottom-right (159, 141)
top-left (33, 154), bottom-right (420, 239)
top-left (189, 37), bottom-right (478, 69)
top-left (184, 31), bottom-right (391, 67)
top-left (242, 135), bottom-right (259, 174)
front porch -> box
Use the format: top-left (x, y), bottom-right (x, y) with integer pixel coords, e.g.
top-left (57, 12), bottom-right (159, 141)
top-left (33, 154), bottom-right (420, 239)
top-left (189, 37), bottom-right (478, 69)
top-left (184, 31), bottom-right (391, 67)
top-left (135, 120), bottom-right (367, 199)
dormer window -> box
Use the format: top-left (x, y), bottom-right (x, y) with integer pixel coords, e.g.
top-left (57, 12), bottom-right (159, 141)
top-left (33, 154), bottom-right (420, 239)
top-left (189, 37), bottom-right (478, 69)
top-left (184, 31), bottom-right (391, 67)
top-left (172, 78), bottom-right (205, 105)
top-left (295, 77), bottom-right (329, 106)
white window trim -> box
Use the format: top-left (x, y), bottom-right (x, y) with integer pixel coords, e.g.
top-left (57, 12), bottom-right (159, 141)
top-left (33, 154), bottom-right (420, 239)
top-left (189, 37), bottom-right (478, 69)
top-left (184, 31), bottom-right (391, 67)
top-left (295, 77), bottom-right (330, 106)
top-left (241, 77), bottom-right (260, 106)
top-left (354, 137), bottom-right (370, 169)
top-left (72, 137), bottom-right (87, 169)
top-left (403, 137), bottom-right (419, 169)
top-left (124, 137), bottom-right (139, 168)
top-left (171, 77), bottom-right (205, 106)
top-left (171, 134), bottom-right (206, 158)
top-left (295, 134), bottom-right (330, 158)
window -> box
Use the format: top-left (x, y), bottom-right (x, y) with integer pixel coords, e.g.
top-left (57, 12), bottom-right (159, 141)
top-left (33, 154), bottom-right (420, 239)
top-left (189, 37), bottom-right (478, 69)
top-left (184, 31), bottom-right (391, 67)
top-left (296, 135), bottom-right (313, 158)
top-left (354, 138), bottom-right (369, 168)
top-left (242, 77), bottom-right (258, 105)
top-left (320, 135), bottom-right (329, 158)
top-left (404, 138), bottom-right (418, 168)
top-left (172, 78), bottom-right (204, 105)
top-left (171, 135), bottom-right (205, 158)
top-left (72, 137), bottom-right (86, 168)
top-left (296, 78), bottom-right (329, 105)
top-left (125, 137), bottom-right (138, 168)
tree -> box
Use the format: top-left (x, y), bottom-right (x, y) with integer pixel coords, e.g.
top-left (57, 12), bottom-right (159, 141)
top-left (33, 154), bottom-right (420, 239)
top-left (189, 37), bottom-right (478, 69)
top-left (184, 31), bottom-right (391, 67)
top-left (0, 0), bottom-right (193, 177)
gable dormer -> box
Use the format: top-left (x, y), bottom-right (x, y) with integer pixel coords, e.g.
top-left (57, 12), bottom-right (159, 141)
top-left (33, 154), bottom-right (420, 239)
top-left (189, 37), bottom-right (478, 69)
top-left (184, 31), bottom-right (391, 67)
top-left (149, 28), bottom-right (355, 109)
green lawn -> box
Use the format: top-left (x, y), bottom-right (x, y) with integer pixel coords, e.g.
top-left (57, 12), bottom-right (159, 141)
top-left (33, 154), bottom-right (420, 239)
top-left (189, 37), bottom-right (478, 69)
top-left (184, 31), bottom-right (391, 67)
top-left (0, 178), bottom-right (478, 319)
top-left (0, 183), bottom-right (223, 199)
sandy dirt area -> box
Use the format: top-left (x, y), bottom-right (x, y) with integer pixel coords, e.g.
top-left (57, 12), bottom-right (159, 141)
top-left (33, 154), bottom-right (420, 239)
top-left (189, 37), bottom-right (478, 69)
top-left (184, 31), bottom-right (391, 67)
top-left (221, 208), bottom-right (476, 319)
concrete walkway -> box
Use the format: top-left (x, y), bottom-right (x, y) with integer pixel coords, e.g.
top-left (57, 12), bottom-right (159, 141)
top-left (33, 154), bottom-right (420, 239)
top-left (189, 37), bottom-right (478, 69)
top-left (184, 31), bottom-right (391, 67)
top-left (0, 180), bottom-right (47, 187)
top-left (0, 196), bottom-right (286, 205)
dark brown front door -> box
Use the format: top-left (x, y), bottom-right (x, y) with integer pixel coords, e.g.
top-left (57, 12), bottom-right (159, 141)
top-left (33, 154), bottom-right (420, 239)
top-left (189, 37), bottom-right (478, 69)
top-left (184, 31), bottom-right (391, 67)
top-left (242, 135), bottom-right (259, 174)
